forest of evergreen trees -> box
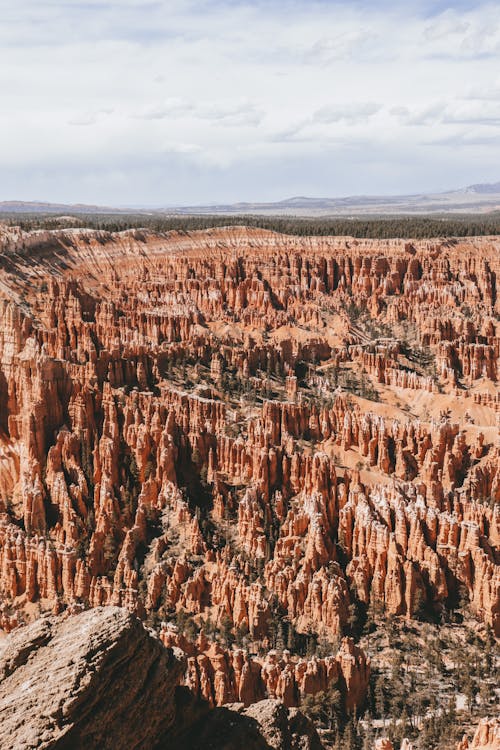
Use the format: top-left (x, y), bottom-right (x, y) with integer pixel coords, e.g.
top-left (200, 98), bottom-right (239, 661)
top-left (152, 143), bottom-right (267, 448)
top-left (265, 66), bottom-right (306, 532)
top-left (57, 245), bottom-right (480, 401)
top-left (4, 211), bottom-right (500, 239)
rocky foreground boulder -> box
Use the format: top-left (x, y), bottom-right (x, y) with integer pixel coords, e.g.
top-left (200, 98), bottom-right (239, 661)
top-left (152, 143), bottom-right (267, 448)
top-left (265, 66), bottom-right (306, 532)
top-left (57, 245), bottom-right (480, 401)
top-left (0, 606), bottom-right (324, 750)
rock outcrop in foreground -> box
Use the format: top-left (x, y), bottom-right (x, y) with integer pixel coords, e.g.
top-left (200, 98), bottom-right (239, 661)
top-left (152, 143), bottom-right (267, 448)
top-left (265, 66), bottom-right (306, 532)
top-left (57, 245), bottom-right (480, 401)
top-left (0, 606), bottom-right (323, 750)
top-left (0, 607), bottom-right (182, 749)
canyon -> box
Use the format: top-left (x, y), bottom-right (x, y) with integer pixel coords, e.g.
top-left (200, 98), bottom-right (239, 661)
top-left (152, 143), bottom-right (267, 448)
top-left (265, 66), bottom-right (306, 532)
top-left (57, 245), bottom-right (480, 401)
top-left (0, 223), bottom-right (498, 748)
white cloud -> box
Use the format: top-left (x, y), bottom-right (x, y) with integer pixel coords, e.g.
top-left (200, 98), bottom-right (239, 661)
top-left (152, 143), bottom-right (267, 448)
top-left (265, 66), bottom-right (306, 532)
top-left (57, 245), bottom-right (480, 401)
top-left (0, 1), bottom-right (499, 204)
top-left (393, 99), bottom-right (500, 127)
top-left (136, 99), bottom-right (263, 126)
top-left (465, 82), bottom-right (500, 100)
top-left (301, 30), bottom-right (378, 65)
top-left (313, 103), bottom-right (380, 125)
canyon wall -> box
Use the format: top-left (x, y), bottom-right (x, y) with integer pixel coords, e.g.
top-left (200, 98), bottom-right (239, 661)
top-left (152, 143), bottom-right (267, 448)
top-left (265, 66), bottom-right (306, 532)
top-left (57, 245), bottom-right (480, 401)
top-left (0, 225), bottom-right (498, 714)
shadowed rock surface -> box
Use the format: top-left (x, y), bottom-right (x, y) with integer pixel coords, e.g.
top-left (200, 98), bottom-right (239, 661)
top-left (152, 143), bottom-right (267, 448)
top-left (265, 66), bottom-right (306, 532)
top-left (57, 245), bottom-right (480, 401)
top-left (0, 607), bottom-right (184, 749)
top-left (174, 699), bottom-right (324, 750)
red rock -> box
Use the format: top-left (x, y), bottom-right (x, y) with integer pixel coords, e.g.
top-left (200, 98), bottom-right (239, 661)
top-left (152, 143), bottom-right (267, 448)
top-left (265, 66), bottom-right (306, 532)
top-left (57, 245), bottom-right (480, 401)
top-left (0, 226), bottom-right (497, 716)
top-left (457, 718), bottom-right (500, 749)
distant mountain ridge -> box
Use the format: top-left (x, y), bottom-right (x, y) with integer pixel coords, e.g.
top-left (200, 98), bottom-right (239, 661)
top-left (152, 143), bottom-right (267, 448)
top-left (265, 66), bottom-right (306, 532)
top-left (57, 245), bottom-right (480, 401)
top-left (1, 180), bottom-right (500, 216)
top-left (465, 182), bottom-right (500, 194)
top-left (0, 200), bottom-right (132, 214)
top-left (169, 181), bottom-right (500, 216)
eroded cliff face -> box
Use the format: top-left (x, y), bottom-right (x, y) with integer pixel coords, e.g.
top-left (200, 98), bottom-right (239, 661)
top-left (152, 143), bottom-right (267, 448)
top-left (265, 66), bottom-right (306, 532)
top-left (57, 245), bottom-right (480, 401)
top-left (161, 625), bottom-right (369, 710)
top-left (0, 225), bottom-right (498, 714)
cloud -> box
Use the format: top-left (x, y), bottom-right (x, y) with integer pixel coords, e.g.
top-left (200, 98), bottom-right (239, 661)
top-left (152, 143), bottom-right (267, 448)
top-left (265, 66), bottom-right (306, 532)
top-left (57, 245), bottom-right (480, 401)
top-left (68, 114), bottom-right (98, 127)
top-left (135, 99), bottom-right (195, 121)
top-left (161, 142), bottom-right (202, 155)
top-left (268, 102), bottom-right (380, 144)
top-left (394, 100), bottom-right (500, 128)
top-left (301, 30), bottom-right (378, 65)
top-left (68, 108), bottom-right (114, 127)
top-left (423, 130), bottom-right (500, 147)
top-left (0, 0), bottom-right (499, 203)
top-left (313, 102), bottom-right (380, 124)
top-left (135, 99), bottom-right (263, 127)
top-left (394, 102), bottom-right (448, 126)
top-left (464, 83), bottom-right (500, 100)
top-left (420, 6), bottom-right (500, 59)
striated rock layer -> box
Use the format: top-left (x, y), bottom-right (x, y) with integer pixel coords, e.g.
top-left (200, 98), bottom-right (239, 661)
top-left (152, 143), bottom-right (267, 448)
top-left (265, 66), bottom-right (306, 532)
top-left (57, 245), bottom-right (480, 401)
top-left (0, 225), bottom-right (498, 717)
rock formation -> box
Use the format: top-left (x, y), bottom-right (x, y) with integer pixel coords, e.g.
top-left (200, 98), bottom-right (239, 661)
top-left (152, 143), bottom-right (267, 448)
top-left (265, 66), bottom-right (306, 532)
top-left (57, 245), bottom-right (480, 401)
top-left (160, 625), bottom-right (369, 710)
top-left (0, 606), bottom-right (323, 750)
top-left (457, 718), bottom-right (500, 750)
top-left (0, 606), bottom-right (183, 749)
top-left (0, 224), bottom-right (498, 739)
top-left (176, 699), bottom-right (324, 750)
top-left (374, 741), bottom-right (414, 750)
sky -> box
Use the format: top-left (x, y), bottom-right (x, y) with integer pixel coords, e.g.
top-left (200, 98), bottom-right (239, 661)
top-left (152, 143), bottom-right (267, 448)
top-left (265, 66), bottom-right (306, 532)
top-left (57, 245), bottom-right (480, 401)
top-left (1, 0), bottom-right (500, 205)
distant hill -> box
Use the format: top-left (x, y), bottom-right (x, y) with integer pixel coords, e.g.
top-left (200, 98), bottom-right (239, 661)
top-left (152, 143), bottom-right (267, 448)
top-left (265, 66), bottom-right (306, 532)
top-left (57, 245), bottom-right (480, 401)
top-left (465, 182), bottom-right (500, 195)
top-left (0, 201), bottom-right (136, 215)
top-left (168, 181), bottom-right (500, 216)
top-left (2, 181), bottom-right (500, 217)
